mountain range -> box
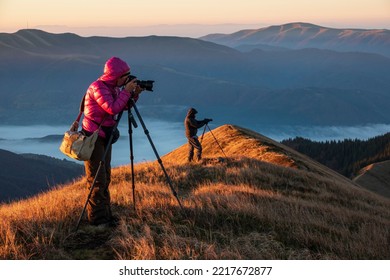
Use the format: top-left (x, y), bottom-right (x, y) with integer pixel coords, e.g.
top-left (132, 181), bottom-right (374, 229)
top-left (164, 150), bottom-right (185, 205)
top-left (1, 22), bottom-right (390, 126)
top-left (1, 125), bottom-right (389, 259)
top-left (200, 22), bottom-right (390, 57)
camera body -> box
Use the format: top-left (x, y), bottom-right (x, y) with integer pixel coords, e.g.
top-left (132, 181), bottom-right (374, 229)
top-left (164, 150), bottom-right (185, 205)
top-left (126, 75), bottom-right (154, 92)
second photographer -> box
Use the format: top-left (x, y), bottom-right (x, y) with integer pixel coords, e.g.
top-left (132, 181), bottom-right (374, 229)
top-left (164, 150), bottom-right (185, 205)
top-left (184, 107), bottom-right (212, 162)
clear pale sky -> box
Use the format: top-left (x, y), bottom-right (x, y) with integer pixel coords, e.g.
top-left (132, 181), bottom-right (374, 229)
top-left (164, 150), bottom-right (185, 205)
top-left (1, 0), bottom-right (389, 37)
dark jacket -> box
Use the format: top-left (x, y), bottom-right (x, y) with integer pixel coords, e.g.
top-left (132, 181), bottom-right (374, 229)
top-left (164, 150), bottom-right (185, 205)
top-left (184, 108), bottom-right (208, 138)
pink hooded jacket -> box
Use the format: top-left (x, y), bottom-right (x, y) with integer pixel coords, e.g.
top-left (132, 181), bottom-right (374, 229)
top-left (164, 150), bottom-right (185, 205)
top-left (82, 57), bottom-right (138, 138)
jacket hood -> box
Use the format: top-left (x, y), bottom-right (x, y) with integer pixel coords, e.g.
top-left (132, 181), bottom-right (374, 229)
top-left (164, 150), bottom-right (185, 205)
top-left (186, 107), bottom-right (198, 117)
top-left (100, 57), bottom-right (130, 83)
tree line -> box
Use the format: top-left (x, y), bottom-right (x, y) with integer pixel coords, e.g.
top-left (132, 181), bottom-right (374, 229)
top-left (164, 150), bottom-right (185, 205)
top-left (281, 132), bottom-right (390, 178)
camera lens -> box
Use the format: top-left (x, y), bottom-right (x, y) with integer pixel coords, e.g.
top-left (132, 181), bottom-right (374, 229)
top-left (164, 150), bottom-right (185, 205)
top-left (137, 80), bottom-right (154, 91)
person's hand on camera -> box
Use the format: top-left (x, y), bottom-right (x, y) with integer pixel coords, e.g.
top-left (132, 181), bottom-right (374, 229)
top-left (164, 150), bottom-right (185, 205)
top-left (132, 85), bottom-right (144, 98)
top-left (124, 78), bottom-right (137, 93)
top-left (204, 118), bottom-right (213, 123)
top-left (128, 86), bottom-right (143, 102)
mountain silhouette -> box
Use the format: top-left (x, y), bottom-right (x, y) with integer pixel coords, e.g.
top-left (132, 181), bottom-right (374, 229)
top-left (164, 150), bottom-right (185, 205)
top-left (1, 125), bottom-right (388, 260)
top-left (200, 22), bottom-right (390, 57)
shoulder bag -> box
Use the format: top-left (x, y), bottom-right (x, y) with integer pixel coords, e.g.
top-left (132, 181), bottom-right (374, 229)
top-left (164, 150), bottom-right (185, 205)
top-left (59, 95), bottom-right (106, 161)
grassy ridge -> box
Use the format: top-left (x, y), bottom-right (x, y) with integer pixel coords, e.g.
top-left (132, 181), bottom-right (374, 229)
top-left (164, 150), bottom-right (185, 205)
top-left (1, 125), bottom-right (389, 259)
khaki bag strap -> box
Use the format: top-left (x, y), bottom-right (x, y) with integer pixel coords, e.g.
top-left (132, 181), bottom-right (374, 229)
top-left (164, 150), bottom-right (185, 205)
top-left (75, 95), bottom-right (86, 123)
top-left (74, 94), bottom-right (107, 130)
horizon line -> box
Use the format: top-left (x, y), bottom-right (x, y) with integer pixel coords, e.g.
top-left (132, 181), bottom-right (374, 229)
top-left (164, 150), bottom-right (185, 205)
top-left (2, 21), bottom-right (389, 38)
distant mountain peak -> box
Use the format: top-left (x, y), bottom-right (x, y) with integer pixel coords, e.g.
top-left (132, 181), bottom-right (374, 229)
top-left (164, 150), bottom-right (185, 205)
top-left (200, 22), bottom-right (390, 57)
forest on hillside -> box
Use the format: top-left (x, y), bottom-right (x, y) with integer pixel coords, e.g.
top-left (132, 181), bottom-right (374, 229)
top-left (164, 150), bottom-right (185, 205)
top-left (0, 149), bottom-right (83, 202)
top-left (281, 132), bottom-right (390, 178)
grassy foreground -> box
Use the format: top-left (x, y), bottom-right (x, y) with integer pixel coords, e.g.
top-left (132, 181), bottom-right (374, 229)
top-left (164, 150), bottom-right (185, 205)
top-left (1, 125), bottom-right (389, 259)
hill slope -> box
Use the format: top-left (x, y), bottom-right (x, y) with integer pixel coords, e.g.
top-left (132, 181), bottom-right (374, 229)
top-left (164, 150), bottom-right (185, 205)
top-left (0, 149), bottom-right (84, 202)
top-left (282, 133), bottom-right (390, 198)
top-left (281, 133), bottom-right (390, 197)
top-left (353, 160), bottom-right (390, 198)
top-left (0, 125), bottom-right (389, 260)
top-left (163, 125), bottom-right (365, 186)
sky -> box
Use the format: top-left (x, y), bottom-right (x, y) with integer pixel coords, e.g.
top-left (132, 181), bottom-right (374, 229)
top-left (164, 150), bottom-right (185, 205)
top-left (1, 0), bottom-right (389, 37)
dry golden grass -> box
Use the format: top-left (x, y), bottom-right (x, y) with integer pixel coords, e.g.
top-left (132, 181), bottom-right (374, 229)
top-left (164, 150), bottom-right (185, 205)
top-left (163, 125), bottom-right (296, 168)
top-left (1, 125), bottom-right (389, 259)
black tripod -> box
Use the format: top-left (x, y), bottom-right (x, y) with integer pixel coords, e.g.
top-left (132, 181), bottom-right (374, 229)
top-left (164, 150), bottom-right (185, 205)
top-left (127, 109), bottom-right (137, 212)
top-left (200, 123), bottom-right (227, 158)
top-left (128, 99), bottom-right (184, 210)
top-left (75, 99), bottom-right (184, 231)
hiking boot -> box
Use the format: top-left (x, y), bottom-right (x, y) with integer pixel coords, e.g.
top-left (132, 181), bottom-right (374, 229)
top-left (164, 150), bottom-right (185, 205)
top-left (90, 215), bottom-right (120, 228)
top-left (93, 220), bottom-right (118, 229)
top-left (108, 215), bottom-right (120, 227)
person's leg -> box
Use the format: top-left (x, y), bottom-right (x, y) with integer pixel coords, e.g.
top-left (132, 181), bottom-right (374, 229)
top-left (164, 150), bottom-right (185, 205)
top-left (187, 138), bottom-right (195, 162)
top-left (103, 144), bottom-right (113, 219)
top-left (84, 137), bottom-right (111, 225)
top-left (193, 137), bottom-right (202, 161)
top-left (188, 137), bottom-right (202, 162)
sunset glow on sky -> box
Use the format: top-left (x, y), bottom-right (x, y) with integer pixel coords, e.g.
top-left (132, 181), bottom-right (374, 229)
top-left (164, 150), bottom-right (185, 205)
top-left (1, 0), bottom-right (389, 37)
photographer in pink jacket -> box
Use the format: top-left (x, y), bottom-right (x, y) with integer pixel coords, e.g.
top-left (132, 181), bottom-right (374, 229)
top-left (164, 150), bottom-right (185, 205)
top-left (82, 57), bottom-right (142, 227)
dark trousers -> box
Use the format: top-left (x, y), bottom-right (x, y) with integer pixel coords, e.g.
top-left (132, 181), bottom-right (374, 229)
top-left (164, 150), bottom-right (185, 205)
top-left (187, 136), bottom-right (202, 162)
top-left (84, 137), bottom-right (112, 225)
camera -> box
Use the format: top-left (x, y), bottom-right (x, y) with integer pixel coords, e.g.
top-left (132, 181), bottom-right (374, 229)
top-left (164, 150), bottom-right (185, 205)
top-left (126, 75), bottom-right (154, 92)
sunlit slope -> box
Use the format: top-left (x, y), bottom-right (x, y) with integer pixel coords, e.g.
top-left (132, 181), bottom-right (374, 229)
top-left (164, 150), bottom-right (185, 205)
top-left (163, 124), bottom-right (296, 167)
top-left (1, 125), bottom-right (389, 260)
top-left (163, 124), bottom-right (362, 186)
top-left (354, 160), bottom-right (390, 198)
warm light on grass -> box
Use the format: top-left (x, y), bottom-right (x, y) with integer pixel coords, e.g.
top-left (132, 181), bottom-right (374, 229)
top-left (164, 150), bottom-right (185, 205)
top-left (1, 125), bottom-right (389, 259)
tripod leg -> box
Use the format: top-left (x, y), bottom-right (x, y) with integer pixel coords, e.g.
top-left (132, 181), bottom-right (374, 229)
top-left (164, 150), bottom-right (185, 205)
top-left (207, 124), bottom-right (227, 158)
top-left (129, 99), bottom-right (185, 212)
top-left (128, 110), bottom-right (136, 212)
top-left (75, 111), bottom-right (124, 231)
top-left (200, 125), bottom-right (207, 144)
